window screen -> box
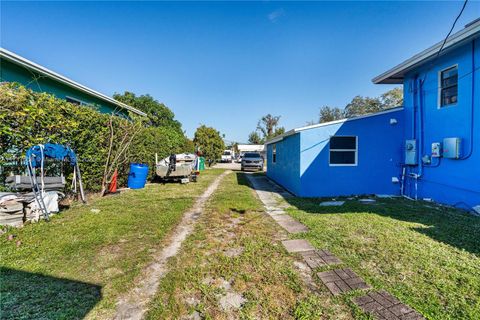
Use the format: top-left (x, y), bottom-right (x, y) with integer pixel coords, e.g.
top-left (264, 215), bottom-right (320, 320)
top-left (440, 66), bottom-right (458, 107)
top-left (329, 136), bottom-right (357, 165)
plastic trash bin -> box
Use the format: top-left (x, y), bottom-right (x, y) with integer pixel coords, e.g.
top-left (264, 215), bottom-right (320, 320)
top-left (127, 163), bottom-right (149, 189)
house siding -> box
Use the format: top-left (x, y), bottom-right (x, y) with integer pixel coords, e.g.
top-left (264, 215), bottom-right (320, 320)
top-left (402, 39), bottom-right (480, 209)
top-left (298, 109), bottom-right (404, 197)
top-left (266, 133), bottom-right (301, 195)
top-left (0, 58), bottom-right (127, 116)
top-left (266, 109), bottom-right (404, 198)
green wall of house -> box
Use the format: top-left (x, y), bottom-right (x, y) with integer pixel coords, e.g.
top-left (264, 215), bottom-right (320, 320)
top-left (0, 58), bottom-right (128, 116)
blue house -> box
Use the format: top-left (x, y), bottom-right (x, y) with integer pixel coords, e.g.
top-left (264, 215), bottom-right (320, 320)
top-left (266, 19), bottom-right (479, 211)
top-left (266, 108), bottom-right (404, 197)
top-left (373, 19), bottom-right (479, 211)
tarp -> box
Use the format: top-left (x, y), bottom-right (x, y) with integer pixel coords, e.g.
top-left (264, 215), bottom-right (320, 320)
top-left (25, 143), bottom-right (77, 167)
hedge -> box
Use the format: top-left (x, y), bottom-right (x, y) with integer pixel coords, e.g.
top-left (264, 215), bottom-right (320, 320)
top-left (0, 83), bottom-right (190, 192)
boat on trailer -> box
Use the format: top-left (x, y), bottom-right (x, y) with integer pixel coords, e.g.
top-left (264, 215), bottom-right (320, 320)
top-left (155, 153), bottom-right (198, 183)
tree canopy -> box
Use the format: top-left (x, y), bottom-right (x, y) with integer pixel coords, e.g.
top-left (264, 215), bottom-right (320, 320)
top-left (113, 91), bottom-right (182, 132)
top-left (317, 87), bottom-right (403, 124)
top-left (248, 114), bottom-right (285, 144)
top-left (193, 125), bottom-right (225, 166)
top-left (248, 131), bottom-right (263, 144)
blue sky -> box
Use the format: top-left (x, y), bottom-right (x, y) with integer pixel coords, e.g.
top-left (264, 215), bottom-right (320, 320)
top-left (2, 1), bottom-right (479, 142)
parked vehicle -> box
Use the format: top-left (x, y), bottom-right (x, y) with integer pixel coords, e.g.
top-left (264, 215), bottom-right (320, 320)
top-left (221, 150), bottom-right (234, 163)
top-left (241, 152), bottom-right (264, 171)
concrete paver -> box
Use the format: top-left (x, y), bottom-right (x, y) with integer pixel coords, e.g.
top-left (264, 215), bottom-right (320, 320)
top-left (245, 174), bottom-right (308, 234)
top-left (299, 249), bottom-right (342, 268)
top-left (272, 214), bottom-right (309, 233)
top-left (317, 268), bottom-right (371, 296)
top-left (354, 290), bottom-right (425, 320)
top-left (282, 239), bottom-right (316, 253)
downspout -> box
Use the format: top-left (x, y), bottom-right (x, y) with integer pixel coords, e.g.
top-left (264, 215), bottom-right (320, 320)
top-left (460, 39), bottom-right (476, 160)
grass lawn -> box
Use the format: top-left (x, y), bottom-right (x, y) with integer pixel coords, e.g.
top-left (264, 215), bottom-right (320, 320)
top-left (0, 169), bottom-right (223, 320)
top-left (145, 172), bottom-right (353, 320)
top-left (285, 196), bottom-right (480, 320)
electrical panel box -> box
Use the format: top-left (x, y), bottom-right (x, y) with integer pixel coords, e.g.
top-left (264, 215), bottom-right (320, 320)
top-left (443, 138), bottom-right (462, 159)
top-left (405, 139), bottom-right (417, 165)
top-left (431, 142), bottom-right (442, 158)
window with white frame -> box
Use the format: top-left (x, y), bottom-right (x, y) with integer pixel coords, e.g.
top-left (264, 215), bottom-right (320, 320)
top-left (66, 96), bottom-right (82, 105)
top-left (272, 144), bottom-right (277, 163)
top-left (439, 66), bottom-right (458, 107)
top-left (329, 136), bottom-right (357, 166)
top-left (66, 96), bottom-right (92, 106)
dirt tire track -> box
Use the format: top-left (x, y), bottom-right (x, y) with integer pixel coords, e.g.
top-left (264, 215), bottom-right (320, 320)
top-left (113, 170), bottom-right (232, 320)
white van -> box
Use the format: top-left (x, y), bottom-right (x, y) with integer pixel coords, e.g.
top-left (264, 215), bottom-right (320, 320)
top-left (221, 150), bottom-right (234, 163)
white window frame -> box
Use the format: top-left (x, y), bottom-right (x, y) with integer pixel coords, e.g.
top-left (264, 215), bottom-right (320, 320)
top-left (329, 136), bottom-right (358, 167)
top-left (272, 144), bottom-right (277, 163)
top-left (437, 64), bottom-right (458, 109)
top-left (66, 96), bottom-right (92, 106)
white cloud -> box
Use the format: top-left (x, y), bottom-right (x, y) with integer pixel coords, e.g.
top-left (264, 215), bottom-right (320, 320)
top-left (267, 8), bottom-right (285, 23)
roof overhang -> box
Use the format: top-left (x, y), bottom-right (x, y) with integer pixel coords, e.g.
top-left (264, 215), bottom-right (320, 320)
top-left (0, 48), bottom-right (147, 116)
top-left (372, 19), bottom-right (480, 84)
top-left (265, 107), bottom-right (404, 145)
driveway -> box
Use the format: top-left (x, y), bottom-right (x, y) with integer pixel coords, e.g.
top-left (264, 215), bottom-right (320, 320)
top-left (213, 162), bottom-right (242, 170)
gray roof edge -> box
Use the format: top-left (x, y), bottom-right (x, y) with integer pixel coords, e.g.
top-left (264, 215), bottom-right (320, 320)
top-left (0, 48), bottom-right (147, 117)
top-left (372, 20), bottom-right (480, 84)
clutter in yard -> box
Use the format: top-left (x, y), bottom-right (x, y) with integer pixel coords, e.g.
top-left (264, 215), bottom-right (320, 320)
top-left (155, 153), bottom-right (200, 183)
top-left (0, 143), bottom-right (86, 226)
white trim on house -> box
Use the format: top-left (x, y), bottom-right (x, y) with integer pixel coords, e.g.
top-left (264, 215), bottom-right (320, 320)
top-left (328, 136), bottom-right (358, 167)
top-left (265, 107), bottom-right (403, 145)
top-left (0, 48), bottom-right (147, 116)
top-left (372, 19), bottom-right (480, 84)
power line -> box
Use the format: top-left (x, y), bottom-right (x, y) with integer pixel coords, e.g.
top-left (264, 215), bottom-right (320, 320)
top-left (435, 0), bottom-right (469, 60)
top-left (422, 0), bottom-right (470, 83)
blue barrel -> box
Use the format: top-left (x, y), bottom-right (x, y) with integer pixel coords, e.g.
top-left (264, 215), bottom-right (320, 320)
top-left (127, 163), bottom-right (149, 189)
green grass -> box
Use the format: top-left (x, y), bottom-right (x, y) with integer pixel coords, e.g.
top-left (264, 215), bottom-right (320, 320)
top-left (145, 172), bottom-right (353, 320)
top-left (0, 169), bottom-right (223, 320)
top-left (285, 196), bottom-right (480, 320)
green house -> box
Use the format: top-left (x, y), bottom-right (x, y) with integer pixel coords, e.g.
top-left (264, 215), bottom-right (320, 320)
top-left (0, 48), bottom-right (146, 117)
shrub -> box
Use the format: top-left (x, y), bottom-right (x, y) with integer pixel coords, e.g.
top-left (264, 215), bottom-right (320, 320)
top-left (0, 83), bottom-right (189, 191)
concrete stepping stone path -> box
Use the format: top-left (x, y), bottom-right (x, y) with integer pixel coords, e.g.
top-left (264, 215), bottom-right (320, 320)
top-left (317, 268), bottom-right (371, 296)
top-left (245, 174), bottom-right (308, 234)
top-left (299, 249), bottom-right (342, 268)
top-left (354, 290), bottom-right (425, 320)
top-left (246, 174), bottom-right (424, 319)
top-left (272, 214), bottom-right (309, 233)
top-left (281, 239), bottom-right (316, 252)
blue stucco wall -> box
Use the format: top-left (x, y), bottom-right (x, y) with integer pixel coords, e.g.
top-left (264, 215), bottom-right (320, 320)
top-left (266, 133), bottom-right (301, 195)
top-left (266, 109), bottom-right (404, 197)
top-left (402, 39), bottom-right (480, 210)
top-left (299, 109), bottom-right (404, 197)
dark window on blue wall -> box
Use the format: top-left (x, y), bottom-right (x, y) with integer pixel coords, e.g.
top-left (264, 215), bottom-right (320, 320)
top-left (329, 136), bottom-right (357, 166)
top-left (272, 144), bottom-right (277, 163)
top-left (440, 66), bottom-right (458, 107)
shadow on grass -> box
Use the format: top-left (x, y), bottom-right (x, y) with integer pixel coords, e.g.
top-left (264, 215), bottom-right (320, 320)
top-left (239, 172), bottom-right (480, 256)
top-left (1, 267), bottom-right (101, 320)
